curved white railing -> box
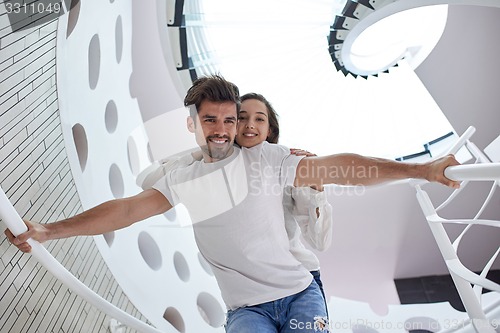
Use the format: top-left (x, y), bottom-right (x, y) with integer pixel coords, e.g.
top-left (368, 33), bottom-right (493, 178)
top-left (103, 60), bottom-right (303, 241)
top-left (0, 187), bottom-right (164, 333)
top-left (413, 127), bottom-right (500, 333)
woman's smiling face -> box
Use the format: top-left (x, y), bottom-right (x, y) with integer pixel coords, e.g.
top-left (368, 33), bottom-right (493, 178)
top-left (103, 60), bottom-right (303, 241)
top-left (236, 98), bottom-right (271, 148)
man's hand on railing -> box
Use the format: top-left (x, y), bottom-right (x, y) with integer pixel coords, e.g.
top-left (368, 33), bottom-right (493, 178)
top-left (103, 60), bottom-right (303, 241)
top-left (4, 219), bottom-right (47, 253)
top-left (425, 154), bottom-right (461, 189)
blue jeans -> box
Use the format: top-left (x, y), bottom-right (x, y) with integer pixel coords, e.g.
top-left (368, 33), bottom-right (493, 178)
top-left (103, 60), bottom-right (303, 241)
top-left (225, 280), bottom-right (329, 333)
top-left (311, 270), bottom-right (329, 318)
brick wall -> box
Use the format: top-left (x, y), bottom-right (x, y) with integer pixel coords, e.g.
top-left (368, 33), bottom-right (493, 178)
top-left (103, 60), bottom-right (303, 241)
top-left (0, 1), bottom-right (146, 332)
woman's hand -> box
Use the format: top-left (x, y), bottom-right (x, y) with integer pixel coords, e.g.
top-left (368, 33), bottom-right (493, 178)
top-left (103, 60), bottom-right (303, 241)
top-left (290, 148), bottom-right (316, 157)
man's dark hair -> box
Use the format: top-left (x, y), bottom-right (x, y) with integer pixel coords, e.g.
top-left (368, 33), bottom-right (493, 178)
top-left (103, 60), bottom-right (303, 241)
top-left (184, 74), bottom-right (240, 119)
top-left (241, 93), bottom-right (280, 144)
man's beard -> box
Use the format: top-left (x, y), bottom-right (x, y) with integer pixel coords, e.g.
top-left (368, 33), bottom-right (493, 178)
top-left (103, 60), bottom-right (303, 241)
top-left (202, 135), bottom-right (234, 161)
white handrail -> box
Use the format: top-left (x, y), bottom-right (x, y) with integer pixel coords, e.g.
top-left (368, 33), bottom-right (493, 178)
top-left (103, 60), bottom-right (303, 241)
top-left (414, 125), bottom-right (500, 333)
top-left (445, 163), bottom-right (500, 181)
top-left (0, 187), bottom-right (165, 333)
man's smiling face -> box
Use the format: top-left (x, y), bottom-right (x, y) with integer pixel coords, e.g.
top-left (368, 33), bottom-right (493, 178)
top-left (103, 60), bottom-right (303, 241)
top-left (188, 100), bottom-right (238, 163)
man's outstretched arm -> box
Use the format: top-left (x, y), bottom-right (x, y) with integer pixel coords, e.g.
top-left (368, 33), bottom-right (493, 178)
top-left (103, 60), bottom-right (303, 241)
top-left (4, 189), bottom-right (172, 253)
top-left (294, 153), bottom-right (460, 189)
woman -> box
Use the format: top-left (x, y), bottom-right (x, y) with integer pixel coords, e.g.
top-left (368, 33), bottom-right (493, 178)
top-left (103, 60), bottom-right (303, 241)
top-left (236, 93), bottom-right (332, 306)
top-left (137, 92), bottom-right (333, 307)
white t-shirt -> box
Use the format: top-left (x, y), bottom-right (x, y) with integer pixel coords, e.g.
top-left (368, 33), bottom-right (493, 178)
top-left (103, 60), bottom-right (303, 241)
top-left (138, 146), bottom-right (335, 272)
top-left (153, 142), bottom-right (313, 310)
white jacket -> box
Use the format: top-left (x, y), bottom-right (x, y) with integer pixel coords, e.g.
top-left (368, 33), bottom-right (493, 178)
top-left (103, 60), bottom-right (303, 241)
top-left (283, 186), bottom-right (333, 271)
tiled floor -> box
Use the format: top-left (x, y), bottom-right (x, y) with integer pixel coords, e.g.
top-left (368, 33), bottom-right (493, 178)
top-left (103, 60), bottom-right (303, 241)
top-left (395, 269), bottom-right (500, 312)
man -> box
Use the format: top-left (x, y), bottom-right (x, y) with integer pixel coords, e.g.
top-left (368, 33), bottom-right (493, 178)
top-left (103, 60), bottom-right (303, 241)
top-left (5, 75), bottom-right (460, 332)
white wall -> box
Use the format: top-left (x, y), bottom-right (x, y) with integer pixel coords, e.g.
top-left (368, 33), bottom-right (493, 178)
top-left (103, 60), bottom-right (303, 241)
top-left (416, 5), bottom-right (500, 151)
top-left (0, 2), bottom-right (146, 332)
top-left (129, 1), bottom-right (196, 160)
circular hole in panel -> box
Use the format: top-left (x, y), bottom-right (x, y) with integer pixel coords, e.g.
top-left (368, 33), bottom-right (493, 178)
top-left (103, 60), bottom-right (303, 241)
top-left (66, 0), bottom-right (81, 38)
top-left (109, 164), bottom-right (124, 198)
top-left (88, 34), bottom-right (101, 89)
top-left (72, 123), bottom-right (88, 172)
top-left (405, 317), bottom-right (440, 332)
top-left (197, 292), bottom-right (224, 328)
top-left (173, 251), bottom-right (190, 282)
top-left (138, 231), bottom-right (162, 271)
top-left (103, 232), bottom-right (115, 247)
top-left (115, 15), bottom-right (123, 63)
top-left (163, 307), bottom-right (185, 333)
top-left (105, 100), bottom-right (118, 133)
top-left (127, 136), bottom-right (140, 176)
top-left (197, 252), bottom-right (214, 276)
